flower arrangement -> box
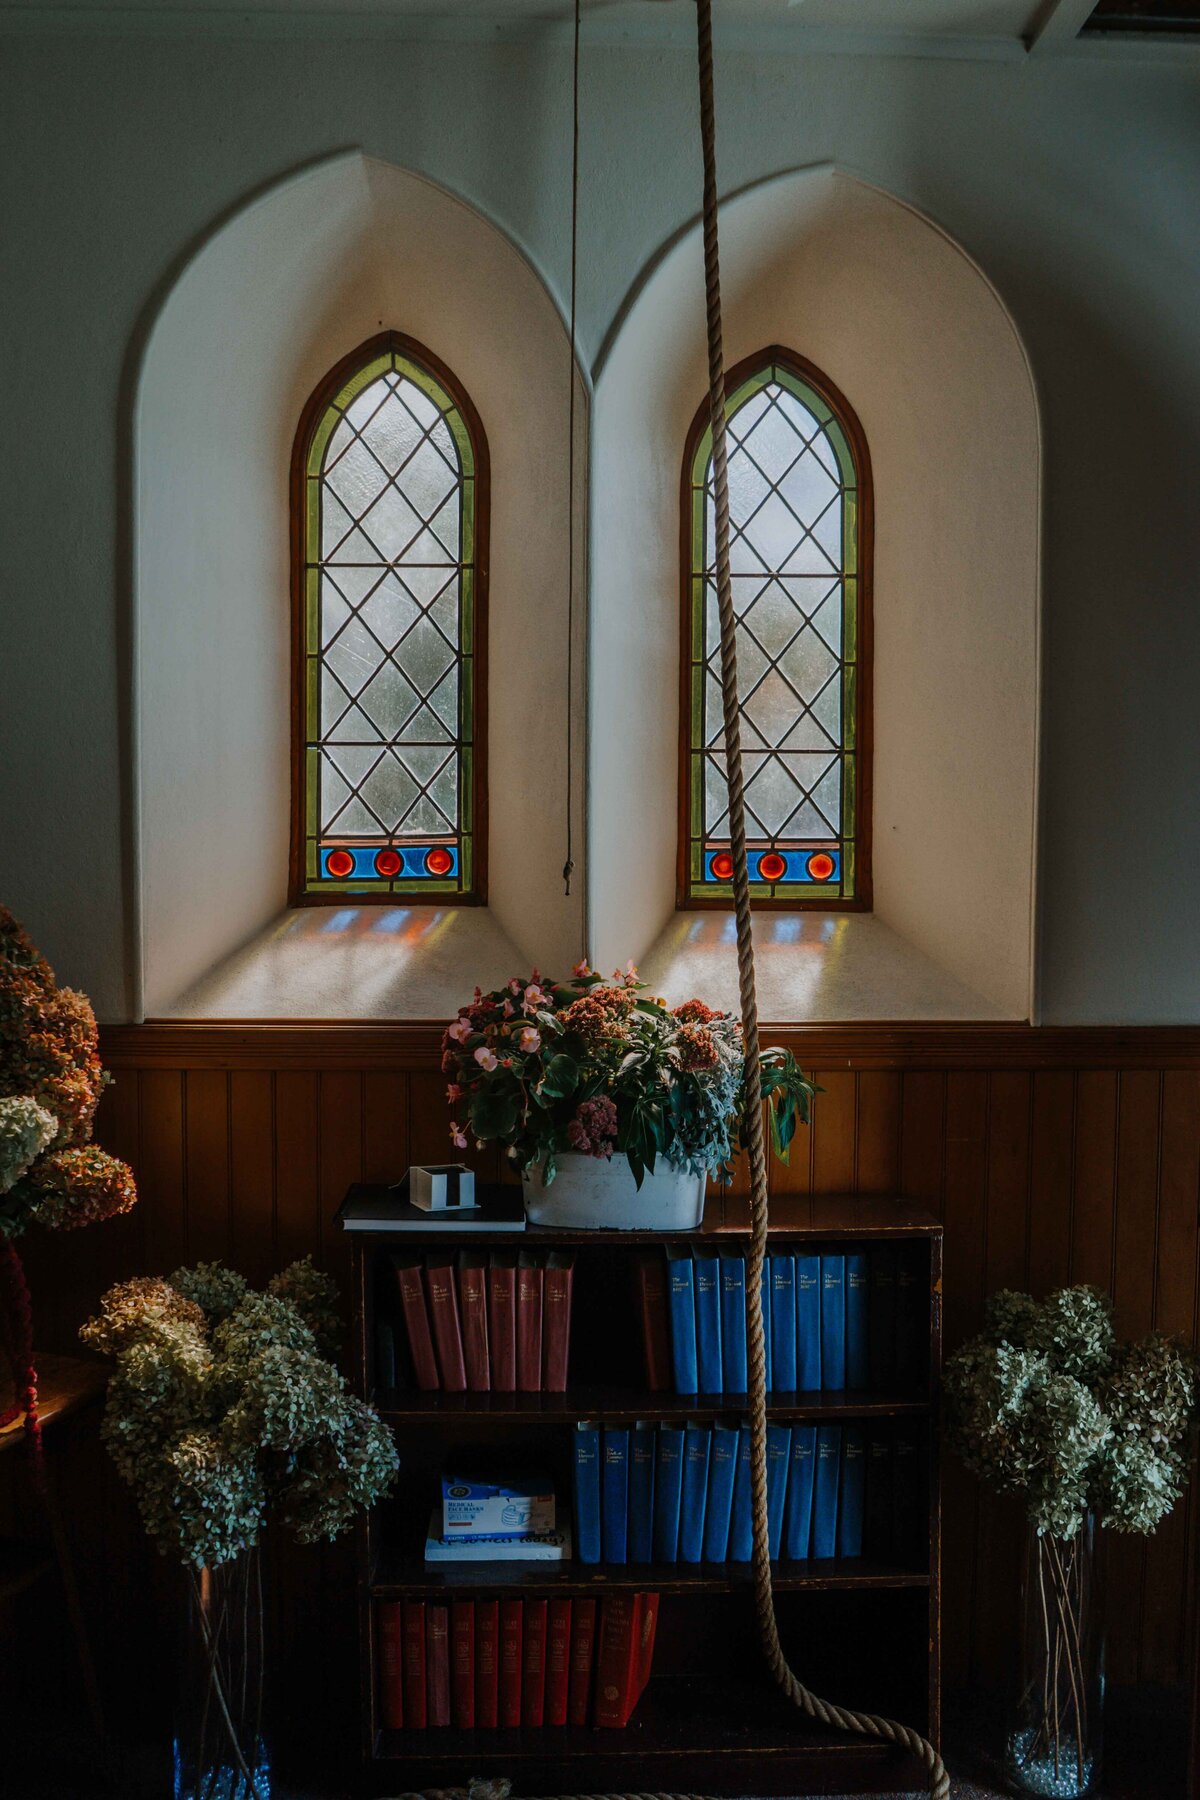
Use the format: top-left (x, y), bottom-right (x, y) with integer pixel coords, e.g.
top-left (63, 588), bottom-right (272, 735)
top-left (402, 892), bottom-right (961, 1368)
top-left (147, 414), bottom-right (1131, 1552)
top-left (81, 1258), bottom-right (397, 1568)
top-left (944, 1284), bottom-right (1197, 1540)
top-left (0, 905), bottom-right (137, 1453)
top-left (441, 961), bottom-right (814, 1185)
top-left (945, 1285), bottom-right (1198, 1797)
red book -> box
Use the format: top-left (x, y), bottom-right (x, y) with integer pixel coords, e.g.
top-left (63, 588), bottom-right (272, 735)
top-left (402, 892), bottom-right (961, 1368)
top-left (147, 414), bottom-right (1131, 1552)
top-left (521, 1597), bottom-right (548, 1727)
top-left (457, 1251), bottom-right (491, 1391)
top-left (545, 1597), bottom-right (572, 1726)
top-left (488, 1253), bottom-right (517, 1392)
top-left (633, 1252), bottom-right (672, 1391)
top-left (451, 1598), bottom-right (475, 1728)
top-left (377, 1600), bottom-right (403, 1729)
top-left (426, 1602), bottom-right (451, 1727)
top-left (635, 1592), bottom-right (660, 1700)
top-left (425, 1255), bottom-right (467, 1392)
top-left (402, 1600), bottom-right (427, 1729)
top-left (542, 1251), bottom-right (575, 1393)
top-left (567, 1597), bottom-right (597, 1727)
top-left (516, 1253), bottom-right (544, 1393)
top-left (593, 1594), bottom-right (644, 1728)
top-left (475, 1597), bottom-right (500, 1728)
top-left (499, 1598), bottom-right (523, 1727)
top-left (394, 1256), bottom-right (440, 1391)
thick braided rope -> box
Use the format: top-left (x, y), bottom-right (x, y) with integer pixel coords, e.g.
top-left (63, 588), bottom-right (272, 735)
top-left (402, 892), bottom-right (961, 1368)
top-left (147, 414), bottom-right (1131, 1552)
top-left (694, 4), bottom-right (948, 1797)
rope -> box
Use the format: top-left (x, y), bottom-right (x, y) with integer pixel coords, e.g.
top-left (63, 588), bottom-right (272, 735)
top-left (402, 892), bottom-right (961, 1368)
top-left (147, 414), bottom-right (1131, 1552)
top-left (562, 0), bottom-right (582, 903)
top-left (693, 3), bottom-right (948, 1795)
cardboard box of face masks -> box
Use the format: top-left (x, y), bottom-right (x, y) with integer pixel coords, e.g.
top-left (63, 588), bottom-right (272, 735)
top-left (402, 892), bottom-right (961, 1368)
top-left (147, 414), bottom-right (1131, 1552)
top-left (441, 1473), bottom-right (556, 1539)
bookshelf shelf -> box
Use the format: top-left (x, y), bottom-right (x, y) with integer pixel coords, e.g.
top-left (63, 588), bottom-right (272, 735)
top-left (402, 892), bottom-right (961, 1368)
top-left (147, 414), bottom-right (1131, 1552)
top-left (346, 1188), bottom-right (942, 1795)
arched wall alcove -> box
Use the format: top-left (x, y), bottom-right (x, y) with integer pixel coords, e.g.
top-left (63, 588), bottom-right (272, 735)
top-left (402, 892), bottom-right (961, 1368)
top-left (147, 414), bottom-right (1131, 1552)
top-left (136, 152), bottom-right (586, 1019)
top-left (589, 165), bottom-right (1040, 1020)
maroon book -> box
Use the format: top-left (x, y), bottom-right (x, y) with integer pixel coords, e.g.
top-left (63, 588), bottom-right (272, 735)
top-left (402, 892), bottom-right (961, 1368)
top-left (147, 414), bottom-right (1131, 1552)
top-left (499, 1598), bottom-right (523, 1727)
top-left (377, 1600), bottom-right (403, 1729)
top-left (402, 1600), bottom-right (427, 1729)
top-left (457, 1251), bottom-right (491, 1391)
top-left (394, 1256), bottom-right (440, 1391)
top-left (633, 1251), bottom-right (672, 1391)
top-left (542, 1251), bottom-right (575, 1393)
top-left (567, 1596), bottom-right (597, 1727)
top-left (424, 1255), bottom-right (467, 1392)
top-left (521, 1597), bottom-right (548, 1727)
top-left (451, 1598), bottom-right (475, 1728)
top-left (545, 1597), bottom-right (572, 1726)
top-left (516, 1253), bottom-right (544, 1393)
top-left (488, 1252), bottom-right (518, 1393)
top-left (475, 1597), bottom-right (500, 1729)
top-left (426, 1602), bottom-right (451, 1728)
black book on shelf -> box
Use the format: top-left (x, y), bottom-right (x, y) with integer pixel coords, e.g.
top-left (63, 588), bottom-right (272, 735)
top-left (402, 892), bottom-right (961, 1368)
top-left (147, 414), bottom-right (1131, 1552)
top-left (338, 1181), bottom-right (526, 1234)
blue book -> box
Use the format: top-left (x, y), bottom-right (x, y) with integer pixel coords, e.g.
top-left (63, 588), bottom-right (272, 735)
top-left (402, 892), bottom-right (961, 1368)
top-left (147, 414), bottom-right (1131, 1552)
top-left (720, 1254), bottom-right (748, 1395)
top-left (812, 1423), bottom-right (842, 1560)
top-left (679, 1421), bottom-right (712, 1563)
top-left (765, 1423), bottom-right (792, 1560)
top-left (836, 1424), bottom-right (866, 1558)
top-left (666, 1248), bottom-right (699, 1395)
top-left (868, 1246), bottom-right (898, 1390)
top-left (770, 1253), bottom-right (797, 1392)
top-left (759, 1260), bottom-right (773, 1391)
top-left (795, 1253), bottom-right (821, 1390)
top-left (573, 1419), bottom-right (602, 1564)
top-left (652, 1423), bottom-right (685, 1562)
top-left (628, 1420), bottom-right (657, 1564)
top-left (728, 1423), bottom-right (754, 1562)
top-left (845, 1252), bottom-right (869, 1389)
top-left (782, 1425), bottom-right (817, 1560)
top-left (692, 1248), bottom-right (724, 1394)
top-left (702, 1420), bottom-right (739, 1562)
top-left (820, 1253), bottom-right (846, 1390)
top-left (601, 1426), bottom-right (630, 1564)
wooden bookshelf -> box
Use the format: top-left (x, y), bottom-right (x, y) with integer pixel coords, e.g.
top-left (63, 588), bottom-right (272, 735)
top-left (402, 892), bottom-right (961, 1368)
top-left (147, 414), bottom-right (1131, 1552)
top-left (347, 1190), bottom-right (942, 1795)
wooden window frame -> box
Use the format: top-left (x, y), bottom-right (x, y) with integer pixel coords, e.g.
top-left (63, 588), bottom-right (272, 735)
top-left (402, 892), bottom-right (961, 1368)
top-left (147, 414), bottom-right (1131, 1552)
top-left (677, 345), bottom-right (873, 912)
top-left (289, 330), bottom-right (489, 909)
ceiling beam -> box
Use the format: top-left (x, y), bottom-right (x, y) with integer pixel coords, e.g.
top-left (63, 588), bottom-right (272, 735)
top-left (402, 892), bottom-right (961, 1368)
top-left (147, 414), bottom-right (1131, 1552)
top-left (1025, 0), bottom-right (1098, 50)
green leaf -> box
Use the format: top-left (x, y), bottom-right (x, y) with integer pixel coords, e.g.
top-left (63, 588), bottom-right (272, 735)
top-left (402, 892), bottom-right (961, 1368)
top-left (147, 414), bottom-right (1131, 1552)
top-left (469, 1089), bottom-right (519, 1139)
top-left (539, 1053), bottom-right (580, 1100)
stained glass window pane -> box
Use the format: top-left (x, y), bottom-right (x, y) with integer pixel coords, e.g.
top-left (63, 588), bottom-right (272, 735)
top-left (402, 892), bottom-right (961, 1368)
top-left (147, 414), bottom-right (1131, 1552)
top-left (685, 357), bottom-right (864, 904)
top-left (299, 342), bottom-right (482, 898)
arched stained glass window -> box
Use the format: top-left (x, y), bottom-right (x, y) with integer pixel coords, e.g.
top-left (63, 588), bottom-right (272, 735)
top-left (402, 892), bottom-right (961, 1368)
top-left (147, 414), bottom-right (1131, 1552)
top-left (680, 348), bottom-right (871, 909)
top-left (291, 332), bottom-right (487, 904)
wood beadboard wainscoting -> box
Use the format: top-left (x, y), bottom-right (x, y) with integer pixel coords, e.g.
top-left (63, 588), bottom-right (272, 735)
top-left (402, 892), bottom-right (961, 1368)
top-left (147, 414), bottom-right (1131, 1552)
top-left (21, 1020), bottom-right (1200, 1750)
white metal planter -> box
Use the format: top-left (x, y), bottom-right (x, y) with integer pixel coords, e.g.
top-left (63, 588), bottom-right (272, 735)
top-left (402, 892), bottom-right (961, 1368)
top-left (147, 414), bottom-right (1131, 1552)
top-left (521, 1153), bottom-right (706, 1231)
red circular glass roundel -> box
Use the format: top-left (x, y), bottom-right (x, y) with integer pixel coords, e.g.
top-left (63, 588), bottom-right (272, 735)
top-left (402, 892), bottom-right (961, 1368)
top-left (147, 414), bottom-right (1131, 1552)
top-left (425, 847), bottom-right (454, 877)
top-left (374, 849), bottom-right (403, 878)
top-left (325, 848), bottom-right (355, 879)
top-left (806, 852), bottom-right (835, 882)
top-left (710, 851), bottom-right (734, 881)
top-left (758, 852), bottom-right (787, 883)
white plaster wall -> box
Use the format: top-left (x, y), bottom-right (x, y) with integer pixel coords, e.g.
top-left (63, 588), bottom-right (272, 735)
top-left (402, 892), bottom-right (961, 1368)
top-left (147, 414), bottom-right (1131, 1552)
top-left (138, 154), bottom-right (586, 1015)
top-left (591, 168), bottom-right (1038, 1018)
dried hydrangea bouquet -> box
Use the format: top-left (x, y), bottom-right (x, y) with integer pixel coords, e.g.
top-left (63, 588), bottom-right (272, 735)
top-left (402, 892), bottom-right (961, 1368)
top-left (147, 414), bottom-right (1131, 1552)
top-left (82, 1259), bottom-right (398, 1800)
top-left (944, 1287), bottom-right (1197, 1799)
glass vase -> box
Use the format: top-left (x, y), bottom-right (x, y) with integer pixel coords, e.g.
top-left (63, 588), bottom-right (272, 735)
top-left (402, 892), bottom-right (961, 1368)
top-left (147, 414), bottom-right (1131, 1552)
top-left (174, 1549), bottom-right (270, 1800)
top-left (1005, 1512), bottom-right (1104, 1799)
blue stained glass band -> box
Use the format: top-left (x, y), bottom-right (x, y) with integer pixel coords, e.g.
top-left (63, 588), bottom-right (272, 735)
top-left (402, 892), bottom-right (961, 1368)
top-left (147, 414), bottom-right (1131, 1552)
top-left (320, 845), bottom-right (459, 881)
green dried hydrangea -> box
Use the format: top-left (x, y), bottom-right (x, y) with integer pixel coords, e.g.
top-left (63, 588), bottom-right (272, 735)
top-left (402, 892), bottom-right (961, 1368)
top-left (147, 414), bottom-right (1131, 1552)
top-left (0, 1096), bottom-right (57, 1193)
top-left (945, 1284), bottom-right (1197, 1541)
top-left (82, 1260), bottom-right (397, 1568)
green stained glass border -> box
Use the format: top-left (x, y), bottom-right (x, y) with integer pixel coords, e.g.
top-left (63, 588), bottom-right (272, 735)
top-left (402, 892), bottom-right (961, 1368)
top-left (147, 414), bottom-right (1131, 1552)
top-left (300, 343), bottom-right (481, 902)
top-left (685, 356), bottom-right (865, 908)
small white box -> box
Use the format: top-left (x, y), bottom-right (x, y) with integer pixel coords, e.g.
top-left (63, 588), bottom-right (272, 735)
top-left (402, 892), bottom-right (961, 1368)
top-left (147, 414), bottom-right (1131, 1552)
top-left (441, 1474), bottom-right (556, 1538)
top-left (408, 1163), bottom-right (478, 1213)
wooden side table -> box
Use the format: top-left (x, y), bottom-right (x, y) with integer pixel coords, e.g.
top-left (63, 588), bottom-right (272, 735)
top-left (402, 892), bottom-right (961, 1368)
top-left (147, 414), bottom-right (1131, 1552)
top-left (0, 1353), bottom-right (109, 1748)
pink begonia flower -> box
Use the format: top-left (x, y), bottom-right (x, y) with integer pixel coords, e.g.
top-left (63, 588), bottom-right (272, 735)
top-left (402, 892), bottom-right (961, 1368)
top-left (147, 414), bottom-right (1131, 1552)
top-left (524, 984), bottom-right (547, 1010)
top-left (508, 977), bottom-right (522, 994)
top-left (448, 1016), bottom-right (471, 1043)
top-left (474, 1046), bottom-right (499, 1072)
top-left (502, 1000), bottom-right (514, 1017)
top-left (450, 1121), bottom-right (468, 1149)
top-left (573, 959), bottom-right (591, 978)
top-left (446, 1083), bottom-right (462, 1104)
top-left (518, 1027), bottom-right (541, 1053)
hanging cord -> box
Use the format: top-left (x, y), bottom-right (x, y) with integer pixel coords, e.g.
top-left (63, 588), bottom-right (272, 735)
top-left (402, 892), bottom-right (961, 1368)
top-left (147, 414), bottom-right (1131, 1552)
top-left (562, 0), bottom-right (582, 901)
top-left (694, 3), bottom-right (948, 1795)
